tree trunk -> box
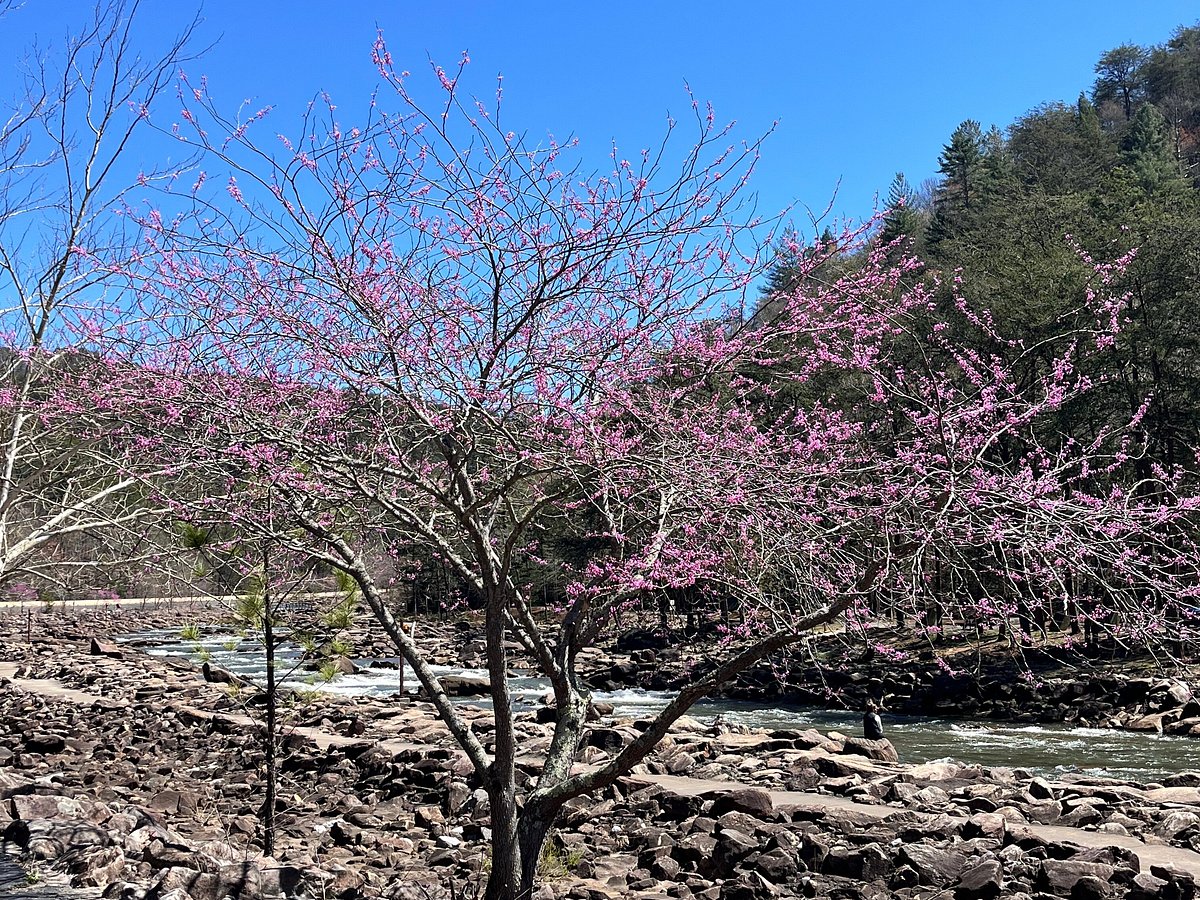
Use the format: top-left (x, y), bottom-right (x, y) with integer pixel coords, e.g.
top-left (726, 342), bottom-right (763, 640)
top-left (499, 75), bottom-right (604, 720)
top-left (483, 575), bottom-right (523, 900)
top-left (397, 618), bottom-right (408, 699)
top-left (484, 783), bottom-right (522, 900)
top-left (263, 597), bottom-right (277, 857)
top-left (517, 809), bottom-right (554, 898)
top-left (482, 800), bottom-right (556, 900)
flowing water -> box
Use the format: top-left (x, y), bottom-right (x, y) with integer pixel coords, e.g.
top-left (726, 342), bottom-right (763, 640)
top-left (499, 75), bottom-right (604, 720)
top-left (119, 629), bottom-right (1200, 783)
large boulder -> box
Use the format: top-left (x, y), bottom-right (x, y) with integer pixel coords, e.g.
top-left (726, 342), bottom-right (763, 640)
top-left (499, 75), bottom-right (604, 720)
top-left (792, 728), bottom-right (845, 753)
top-left (4, 793), bottom-right (116, 860)
top-left (585, 727), bottom-right (626, 753)
top-left (5, 818), bottom-right (113, 860)
top-left (9, 794), bottom-right (111, 825)
top-left (1130, 872), bottom-right (1169, 900)
top-left (146, 863), bottom-right (306, 900)
top-left (22, 732), bottom-right (66, 754)
top-left (1156, 810), bottom-right (1200, 839)
top-left (147, 789), bottom-right (200, 816)
top-left (437, 674), bottom-right (491, 697)
top-left (898, 845), bottom-right (969, 886)
top-left (754, 848), bottom-right (799, 881)
top-left (325, 655), bottom-right (360, 676)
top-left (1127, 712), bottom-right (1174, 733)
top-left (842, 736), bottom-right (899, 762)
top-left (1037, 860), bottom-right (1115, 896)
top-left (1149, 679), bottom-right (1193, 708)
top-left (671, 832), bottom-right (719, 874)
top-left (708, 787), bottom-right (775, 819)
top-left (66, 846), bottom-right (126, 889)
top-left (823, 842), bottom-right (892, 881)
top-left (963, 812), bottom-right (1006, 841)
top-left (715, 827), bottom-right (759, 868)
top-left (90, 637), bottom-right (124, 658)
top-left (955, 860), bottom-right (1003, 900)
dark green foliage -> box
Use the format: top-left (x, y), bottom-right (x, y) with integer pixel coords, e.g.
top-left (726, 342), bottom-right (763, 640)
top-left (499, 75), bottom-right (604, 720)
top-left (928, 121), bottom-right (988, 247)
top-left (1093, 43), bottom-right (1149, 121)
top-left (1143, 27), bottom-right (1200, 176)
top-left (1090, 185), bottom-right (1200, 469)
top-left (1077, 93), bottom-right (1104, 144)
top-left (850, 20), bottom-right (1200, 641)
top-left (757, 231), bottom-right (808, 302)
top-left (1007, 102), bottom-right (1112, 193)
top-left (755, 227), bottom-right (849, 319)
top-left (978, 124), bottom-right (1016, 196)
top-left (1122, 102), bottom-right (1184, 191)
top-left (879, 172), bottom-right (924, 248)
top-left (937, 120), bottom-right (984, 209)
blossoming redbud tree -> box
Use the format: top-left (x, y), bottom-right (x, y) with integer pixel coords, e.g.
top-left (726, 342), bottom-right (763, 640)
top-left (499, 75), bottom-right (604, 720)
top-left (85, 50), bottom-right (1198, 899)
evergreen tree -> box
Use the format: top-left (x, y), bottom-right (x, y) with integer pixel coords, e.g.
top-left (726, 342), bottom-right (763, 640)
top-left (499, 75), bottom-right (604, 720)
top-left (879, 172), bottom-right (922, 246)
top-left (757, 231), bottom-right (805, 305)
top-left (928, 120), bottom-right (984, 246)
top-left (1076, 93), bottom-right (1103, 144)
top-left (1143, 26), bottom-right (1200, 180)
top-left (978, 124), bottom-right (1015, 199)
top-left (938, 120), bottom-right (985, 208)
top-left (755, 228), bottom-right (846, 320)
top-left (1123, 102), bottom-right (1183, 191)
top-left (1143, 25), bottom-right (1200, 111)
top-left (1073, 93), bottom-right (1119, 179)
top-left (1007, 102), bottom-right (1113, 193)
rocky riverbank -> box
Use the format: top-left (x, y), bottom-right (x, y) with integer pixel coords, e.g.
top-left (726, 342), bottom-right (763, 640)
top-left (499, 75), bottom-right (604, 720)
top-left (570, 627), bottom-right (1200, 740)
top-left (148, 600), bottom-right (1200, 740)
top-left (2, 606), bottom-right (1200, 899)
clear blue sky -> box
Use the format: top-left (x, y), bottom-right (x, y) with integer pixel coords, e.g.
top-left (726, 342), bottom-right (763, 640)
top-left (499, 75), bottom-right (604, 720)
top-left (3, 1), bottom-right (1198, 235)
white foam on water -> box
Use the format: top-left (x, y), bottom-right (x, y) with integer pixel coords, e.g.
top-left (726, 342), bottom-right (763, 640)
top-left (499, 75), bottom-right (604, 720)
top-left (594, 689), bottom-right (672, 704)
top-left (120, 627), bottom-right (1200, 781)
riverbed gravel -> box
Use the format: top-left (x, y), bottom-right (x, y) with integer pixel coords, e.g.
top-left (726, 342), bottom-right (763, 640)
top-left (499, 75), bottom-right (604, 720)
top-left (3, 606), bottom-right (1200, 899)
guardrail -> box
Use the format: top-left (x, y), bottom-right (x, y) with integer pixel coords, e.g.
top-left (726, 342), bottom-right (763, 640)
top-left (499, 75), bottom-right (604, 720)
top-left (0, 590), bottom-right (355, 610)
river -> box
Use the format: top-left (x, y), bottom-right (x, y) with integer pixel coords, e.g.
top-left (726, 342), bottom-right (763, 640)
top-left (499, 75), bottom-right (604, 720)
top-left (117, 628), bottom-right (1199, 783)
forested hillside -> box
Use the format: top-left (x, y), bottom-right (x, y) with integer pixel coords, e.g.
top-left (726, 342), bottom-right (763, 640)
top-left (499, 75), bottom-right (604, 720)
top-left (770, 23), bottom-right (1200, 483)
top-left (745, 24), bottom-right (1200, 642)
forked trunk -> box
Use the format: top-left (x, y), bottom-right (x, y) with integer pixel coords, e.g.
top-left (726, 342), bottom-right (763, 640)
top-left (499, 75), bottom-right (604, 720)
top-left (483, 800), bottom-right (555, 900)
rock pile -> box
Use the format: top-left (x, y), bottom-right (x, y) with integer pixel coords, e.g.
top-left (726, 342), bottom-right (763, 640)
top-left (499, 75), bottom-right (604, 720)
top-left (3, 608), bottom-right (1200, 900)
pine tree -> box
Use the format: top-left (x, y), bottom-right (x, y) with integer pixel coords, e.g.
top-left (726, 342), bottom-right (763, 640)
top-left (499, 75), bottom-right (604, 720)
top-left (977, 125), bottom-right (1015, 199)
top-left (1076, 93), bottom-right (1103, 143)
top-left (928, 120), bottom-right (985, 247)
top-left (938, 120), bottom-right (985, 209)
top-left (1123, 102), bottom-right (1183, 191)
top-left (755, 228), bottom-right (842, 318)
top-left (1143, 27), bottom-right (1200, 180)
top-left (879, 172), bottom-right (922, 246)
top-left (757, 232), bottom-right (805, 302)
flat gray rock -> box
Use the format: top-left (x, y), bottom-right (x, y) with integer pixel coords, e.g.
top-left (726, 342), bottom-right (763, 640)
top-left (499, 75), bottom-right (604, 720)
top-left (0, 851), bottom-right (100, 898)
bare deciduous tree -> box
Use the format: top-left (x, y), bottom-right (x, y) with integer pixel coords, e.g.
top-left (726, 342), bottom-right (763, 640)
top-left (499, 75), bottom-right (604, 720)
top-left (0, 1), bottom-right (199, 594)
